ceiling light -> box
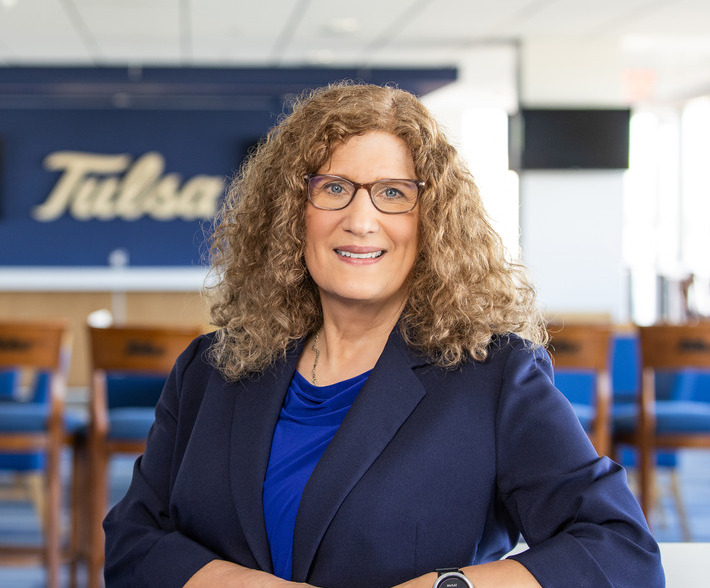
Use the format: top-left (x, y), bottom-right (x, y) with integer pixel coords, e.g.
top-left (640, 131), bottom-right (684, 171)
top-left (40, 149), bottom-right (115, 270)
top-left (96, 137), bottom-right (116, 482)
top-left (309, 50), bottom-right (335, 65)
top-left (325, 17), bottom-right (359, 35)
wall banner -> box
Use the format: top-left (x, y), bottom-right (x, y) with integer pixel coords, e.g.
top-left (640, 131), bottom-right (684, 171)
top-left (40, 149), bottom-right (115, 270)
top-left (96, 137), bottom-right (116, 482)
top-left (0, 67), bottom-right (456, 269)
top-left (0, 107), bottom-right (269, 267)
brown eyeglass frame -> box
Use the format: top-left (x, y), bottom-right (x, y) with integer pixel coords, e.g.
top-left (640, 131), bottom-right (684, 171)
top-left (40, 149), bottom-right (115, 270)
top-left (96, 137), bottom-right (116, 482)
top-left (304, 174), bottom-right (424, 214)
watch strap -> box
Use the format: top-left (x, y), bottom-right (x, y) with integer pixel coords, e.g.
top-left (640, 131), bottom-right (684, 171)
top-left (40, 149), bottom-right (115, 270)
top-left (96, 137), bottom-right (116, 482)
top-left (434, 568), bottom-right (474, 588)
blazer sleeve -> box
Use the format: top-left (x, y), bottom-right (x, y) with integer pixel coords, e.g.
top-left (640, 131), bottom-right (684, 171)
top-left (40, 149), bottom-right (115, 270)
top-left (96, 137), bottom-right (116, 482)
top-left (103, 335), bottom-right (220, 587)
top-left (497, 341), bottom-right (664, 587)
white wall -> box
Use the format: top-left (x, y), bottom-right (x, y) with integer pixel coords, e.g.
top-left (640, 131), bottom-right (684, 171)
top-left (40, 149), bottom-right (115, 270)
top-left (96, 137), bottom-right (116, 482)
top-left (424, 38), bottom-right (630, 321)
top-left (518, 37), bottom-right (628, 320)
top-left (519, 171), bottom-right (625, 321)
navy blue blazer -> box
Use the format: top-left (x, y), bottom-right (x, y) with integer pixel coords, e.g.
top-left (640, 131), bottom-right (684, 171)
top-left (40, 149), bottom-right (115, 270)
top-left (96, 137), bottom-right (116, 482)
top-left (103, 328), bottom-right (663, 588)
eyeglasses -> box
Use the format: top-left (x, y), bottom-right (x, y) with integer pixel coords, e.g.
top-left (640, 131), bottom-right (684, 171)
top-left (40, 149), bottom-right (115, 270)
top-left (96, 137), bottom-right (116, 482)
top-left (304, 174), bottom-right (424, 214)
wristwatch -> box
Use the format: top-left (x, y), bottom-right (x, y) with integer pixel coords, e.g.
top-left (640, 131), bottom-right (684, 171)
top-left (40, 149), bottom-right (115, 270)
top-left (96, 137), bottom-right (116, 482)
top-left (433, 568), bottom-right (474, 588)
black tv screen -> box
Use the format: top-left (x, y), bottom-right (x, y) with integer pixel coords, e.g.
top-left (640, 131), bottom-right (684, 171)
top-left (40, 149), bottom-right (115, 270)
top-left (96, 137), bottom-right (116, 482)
top-left (508, 108), bottom-right (631, 171)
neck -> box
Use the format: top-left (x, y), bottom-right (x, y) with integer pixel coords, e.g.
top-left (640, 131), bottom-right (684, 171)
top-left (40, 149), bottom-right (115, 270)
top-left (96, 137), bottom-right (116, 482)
top-left (303, 298), bottom-right (405, 386)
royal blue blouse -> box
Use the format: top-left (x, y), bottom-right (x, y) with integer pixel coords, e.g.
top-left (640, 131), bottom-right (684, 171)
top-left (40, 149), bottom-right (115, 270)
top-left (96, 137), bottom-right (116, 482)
top-left (263, 369), bottom-right (370, 580)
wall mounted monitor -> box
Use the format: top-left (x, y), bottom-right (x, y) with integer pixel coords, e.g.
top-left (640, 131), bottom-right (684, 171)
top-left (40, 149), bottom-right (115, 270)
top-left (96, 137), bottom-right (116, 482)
top-left (509, 107), bottom-right (631, 171)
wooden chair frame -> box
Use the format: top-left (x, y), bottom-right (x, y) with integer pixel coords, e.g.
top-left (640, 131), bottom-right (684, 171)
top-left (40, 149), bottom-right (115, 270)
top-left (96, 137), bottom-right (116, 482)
top-left (546, 323), bottom-right (613, 457)
top-left (78, 324), bottom-right (202, 588)
top-left (0, 320), bottom-right (70, 588)
top-left (616, 323), bottom-right (710, 519)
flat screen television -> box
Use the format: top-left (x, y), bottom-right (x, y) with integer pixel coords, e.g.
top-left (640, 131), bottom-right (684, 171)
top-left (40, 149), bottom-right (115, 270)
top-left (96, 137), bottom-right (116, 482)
top-left (508, 107), bottom-right (631, 171)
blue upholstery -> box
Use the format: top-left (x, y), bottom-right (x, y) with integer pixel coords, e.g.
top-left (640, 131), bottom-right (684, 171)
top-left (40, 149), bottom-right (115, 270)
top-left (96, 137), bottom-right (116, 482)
top-left (552, 372), bottom-right (595, 432)
top-left (0, 371), bottom-right (84, 472)
top-left (611, 333), bottom-right (639, 403)
top-left (103, 375), bottom-right (165, 441)
top-left (615, 400), bottom-right (710, 433)
top-left (554, 334), bottom-right (685, 467)
top-left (0, 369), bottom-right (19, 401)
top-left (107, 407), bottom-right (157, 440)
top-left (611, 332), bottom-right (710, 468)
top-left (0, 404), bottom-right (50, 432)
top-left (569, 403), bottom-right (595, 431)
top-left (552, 335), bottom-right (704, 447)
top-left (613, 360), bottom-right (710, 436)
top-left (107, 374), bottom-right (165, 410)
top-left (673, 371), bottom-right (710, 402)
top-left (0, 371), bottom-right (50, 472)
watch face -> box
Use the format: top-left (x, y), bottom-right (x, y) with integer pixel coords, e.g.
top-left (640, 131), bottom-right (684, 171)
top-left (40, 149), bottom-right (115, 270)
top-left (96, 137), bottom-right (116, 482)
top-left (437, 574), bottom-right (471, 588)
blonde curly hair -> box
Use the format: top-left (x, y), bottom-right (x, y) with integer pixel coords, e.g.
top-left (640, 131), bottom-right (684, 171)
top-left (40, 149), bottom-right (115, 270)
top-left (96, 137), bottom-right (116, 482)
top-left (206, 81), bottom-right (546, 381)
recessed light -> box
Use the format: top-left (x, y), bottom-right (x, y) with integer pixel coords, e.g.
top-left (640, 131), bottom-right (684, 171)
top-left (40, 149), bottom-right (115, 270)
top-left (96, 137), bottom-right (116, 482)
top-left (309, 49), bottom-right (335, 65)
top-left (325, 17), bottom-right (359, 35)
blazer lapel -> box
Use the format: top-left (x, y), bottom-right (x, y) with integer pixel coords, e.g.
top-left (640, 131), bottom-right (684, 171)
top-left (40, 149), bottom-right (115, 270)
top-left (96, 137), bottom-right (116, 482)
top-left (291, 329), bottom-right (429, 581)
top-left (228, 342), bottom-right (304, 573)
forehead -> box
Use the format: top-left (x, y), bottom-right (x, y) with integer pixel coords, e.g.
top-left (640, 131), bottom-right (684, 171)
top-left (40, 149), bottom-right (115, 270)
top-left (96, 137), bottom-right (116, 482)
top-left (320, 131), bottom-right (415, 179)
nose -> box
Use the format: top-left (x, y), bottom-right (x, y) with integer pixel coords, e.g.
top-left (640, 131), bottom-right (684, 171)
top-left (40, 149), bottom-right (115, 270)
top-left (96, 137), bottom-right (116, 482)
top-left (341, 187), bottom-right (380, 235)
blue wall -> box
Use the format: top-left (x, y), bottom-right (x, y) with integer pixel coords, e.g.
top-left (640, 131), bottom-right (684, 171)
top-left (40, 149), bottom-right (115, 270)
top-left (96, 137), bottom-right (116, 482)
top-left (0, 67), bottom-right (456, 268)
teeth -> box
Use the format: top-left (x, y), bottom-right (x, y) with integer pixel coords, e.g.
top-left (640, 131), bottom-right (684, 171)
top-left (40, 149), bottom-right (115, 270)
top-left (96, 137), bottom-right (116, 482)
top-left (336, 249), bottom-right (383, 259)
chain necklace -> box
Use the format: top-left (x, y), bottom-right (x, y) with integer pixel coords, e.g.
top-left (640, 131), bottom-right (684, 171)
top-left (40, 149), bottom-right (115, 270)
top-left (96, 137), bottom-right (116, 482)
top-left (311, 329), bottom-right (320, 385)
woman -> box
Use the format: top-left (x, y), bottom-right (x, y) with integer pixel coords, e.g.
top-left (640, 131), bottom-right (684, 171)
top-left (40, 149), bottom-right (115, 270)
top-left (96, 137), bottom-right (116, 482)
top-left (103, 82), bottom-right (663, 588)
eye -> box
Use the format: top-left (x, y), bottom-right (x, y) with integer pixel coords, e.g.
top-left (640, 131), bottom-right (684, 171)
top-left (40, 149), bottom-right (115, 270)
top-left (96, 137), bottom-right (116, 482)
top-left (373, 182), bottom-right (410, 200)
top-left (382, 186), bottom-right (405, 199)
top-left (320, 178), bottom-right (353, 197)
top-left (325, 182), bottom-right (345, 194)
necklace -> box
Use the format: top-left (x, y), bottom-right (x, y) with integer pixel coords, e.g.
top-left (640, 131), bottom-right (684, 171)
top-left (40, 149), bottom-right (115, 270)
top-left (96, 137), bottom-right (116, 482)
top-left (311, 329), bottom-right (320, 385)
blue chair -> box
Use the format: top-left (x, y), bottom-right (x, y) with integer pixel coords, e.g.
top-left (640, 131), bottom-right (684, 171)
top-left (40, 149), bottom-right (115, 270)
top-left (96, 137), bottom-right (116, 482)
top-left (612, 330), bottom-right (680, 469)
top-left (546, 323), bottom-right (613, 456)
top-left (0, 371), bottom-right (51, 503)
top-left (77, 324), bottom-right (202, 588)
top-left (611, 329), bottom-right (693, 537)
top-left (614, 324), bottom-right (710, 522)
top-left (0, 320), bottom-right (70, 588)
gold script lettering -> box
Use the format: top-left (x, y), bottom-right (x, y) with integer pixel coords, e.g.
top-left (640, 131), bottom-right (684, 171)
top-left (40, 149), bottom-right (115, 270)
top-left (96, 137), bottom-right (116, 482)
top-left (32, 151), bottom-right (224, 222)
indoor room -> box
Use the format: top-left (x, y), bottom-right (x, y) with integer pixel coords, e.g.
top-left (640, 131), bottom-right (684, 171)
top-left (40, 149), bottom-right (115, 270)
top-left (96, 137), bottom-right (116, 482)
top-left (1, 1), bottom-right (709, 587)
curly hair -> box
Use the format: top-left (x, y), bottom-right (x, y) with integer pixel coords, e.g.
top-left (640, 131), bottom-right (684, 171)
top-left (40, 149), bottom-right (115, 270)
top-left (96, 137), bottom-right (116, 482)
top-left (206, 81), bottom-right (546, 381)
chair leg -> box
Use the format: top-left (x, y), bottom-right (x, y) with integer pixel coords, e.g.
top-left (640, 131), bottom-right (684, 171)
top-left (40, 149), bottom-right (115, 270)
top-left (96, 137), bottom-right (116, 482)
top-left (652, 475), bottom-right (668, 529)
top-left (639, 441), bottom-right (655, 522)
top-left (669, 469), bottom-right (692, 541)
top-left (25, 472), bottom-right (46, 530)
top-left (45, 439), bottom-right (62, 588)
top-left (70, 439), bottom-right (88, 588)
top-left (88, 444), bottom-right (108, 588)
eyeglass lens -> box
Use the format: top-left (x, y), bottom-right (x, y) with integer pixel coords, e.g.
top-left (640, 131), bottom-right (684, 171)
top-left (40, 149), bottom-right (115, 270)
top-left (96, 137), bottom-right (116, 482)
top-left (307, 175), bottom-right (419, 213)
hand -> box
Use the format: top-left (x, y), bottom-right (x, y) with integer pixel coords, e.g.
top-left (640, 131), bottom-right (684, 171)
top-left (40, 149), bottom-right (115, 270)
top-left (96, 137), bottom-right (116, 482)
top-left (391, 571), bottom-right (437, 587)
top-left (185, 560), bottom-right (317, 588)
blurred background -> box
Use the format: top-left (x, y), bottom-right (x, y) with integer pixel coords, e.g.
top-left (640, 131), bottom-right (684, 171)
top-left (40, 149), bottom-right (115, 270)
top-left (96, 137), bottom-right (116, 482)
top-left (1, 0), bottom-right (709, 586)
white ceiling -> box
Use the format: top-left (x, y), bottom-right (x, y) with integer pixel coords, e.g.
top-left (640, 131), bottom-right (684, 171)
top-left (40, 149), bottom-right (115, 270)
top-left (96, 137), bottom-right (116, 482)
top-left (1, 0), bottom-right (709, 104)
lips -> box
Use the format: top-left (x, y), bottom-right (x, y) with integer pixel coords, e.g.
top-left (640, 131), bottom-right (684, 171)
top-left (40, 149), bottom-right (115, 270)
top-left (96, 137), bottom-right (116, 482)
top-left (335, 249), bottom-right (384, 259)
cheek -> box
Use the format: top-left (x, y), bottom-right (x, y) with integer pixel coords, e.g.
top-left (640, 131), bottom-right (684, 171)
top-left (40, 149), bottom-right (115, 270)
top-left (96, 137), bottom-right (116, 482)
top-left (392, 216), bottom-right (419, 254)
top-left (304, 210), bottom-right (322, 250)
top-left (303, 210), bottom-right (333, 270)
top-left (303, 218), bottom-right (317, 269)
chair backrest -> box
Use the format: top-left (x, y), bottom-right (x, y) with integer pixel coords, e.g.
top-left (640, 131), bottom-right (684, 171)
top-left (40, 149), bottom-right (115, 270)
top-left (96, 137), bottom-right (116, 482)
top-left (89, 326), bottom-right (201, 408)
top-left (0, 321), bottom-right (67, 372)
top-left (87, 324), bottom-right (203, 443)
top-left (547, 323), bottom-right (612, 372)
top-left (89, 325), bottom-right (202, 374)
top-left (611, 330), bottom-right (640, 403)
top-left (639, 324), bottom-right (710, 372)
top-left (0, 369), bottom-right (19, 401)
top-left (638, 324), bottom-right (710, 403)
top-left (0, 320), bottom-right (70, 429)
top-left (546, 323), bottom-right (613, 455)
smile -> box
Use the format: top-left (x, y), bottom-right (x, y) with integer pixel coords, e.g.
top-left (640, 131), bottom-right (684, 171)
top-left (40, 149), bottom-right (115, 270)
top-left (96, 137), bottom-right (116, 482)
top-left (335, 249), bottom-right (384, 259)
